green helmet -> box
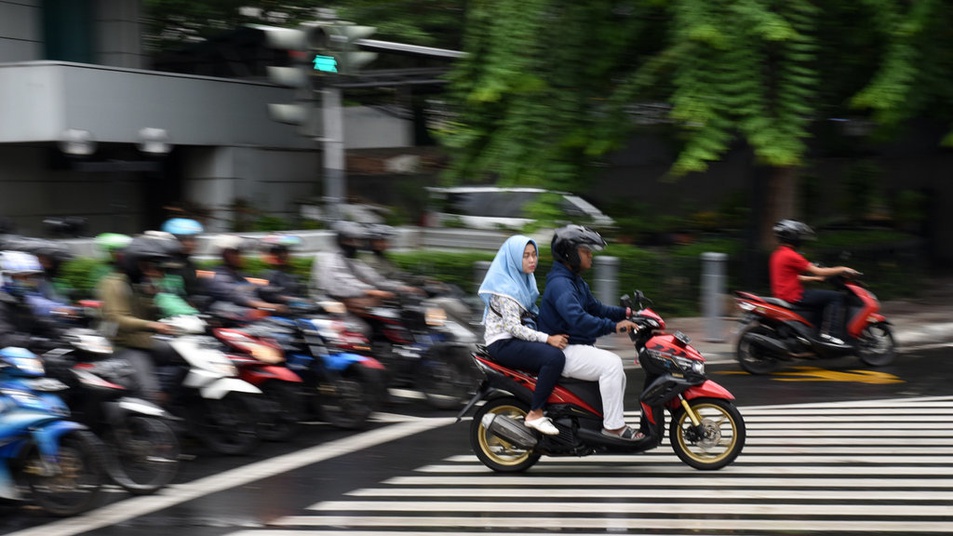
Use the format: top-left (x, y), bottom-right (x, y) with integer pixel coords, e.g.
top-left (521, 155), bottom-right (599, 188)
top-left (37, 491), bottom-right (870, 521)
top-left (95, 232), bottom-right (133, 253)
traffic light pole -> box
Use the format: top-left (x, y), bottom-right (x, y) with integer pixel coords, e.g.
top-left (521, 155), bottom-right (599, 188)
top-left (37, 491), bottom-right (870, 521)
top-left (321, 85), bottom-right (345, 222)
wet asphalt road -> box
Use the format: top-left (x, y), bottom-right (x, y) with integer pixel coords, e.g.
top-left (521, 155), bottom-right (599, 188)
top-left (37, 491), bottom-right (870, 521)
top-left (2, 343), bottom-right (952, 535)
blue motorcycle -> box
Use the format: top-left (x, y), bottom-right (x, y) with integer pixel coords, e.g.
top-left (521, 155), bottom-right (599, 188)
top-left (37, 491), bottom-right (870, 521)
top-left (0, 347), bottom-right (106, 516)
top-left (244, 302), bottom-right (388, 430)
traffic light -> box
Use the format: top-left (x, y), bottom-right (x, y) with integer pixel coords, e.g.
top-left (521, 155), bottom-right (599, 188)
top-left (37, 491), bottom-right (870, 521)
top-left (253, 24), bottom-right (321, 137)
top-left (307, 21), bottom-right (378, 76)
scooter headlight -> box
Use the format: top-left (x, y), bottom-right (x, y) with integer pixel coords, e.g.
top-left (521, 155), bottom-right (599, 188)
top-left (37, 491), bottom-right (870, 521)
top-left (675, 356), bottom-right (705, 376)
top-left (425, 307), bottom-right (447, 327)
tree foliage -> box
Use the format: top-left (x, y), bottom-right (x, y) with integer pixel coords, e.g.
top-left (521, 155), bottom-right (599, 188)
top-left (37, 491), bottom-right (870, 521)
top-left (442, 0), bottom-right (953, 192)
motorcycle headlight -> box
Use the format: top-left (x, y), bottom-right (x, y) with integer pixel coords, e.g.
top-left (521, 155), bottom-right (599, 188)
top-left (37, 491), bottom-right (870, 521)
top-left (318, 299), bottom-right (347, 315)
top-left (249, 343), bottom-right (284, 364)
top-left (9, 355), bottom-right (44, 377)
top-left (675, 356), bottom-right (705, 376)
top-left (425, 307), bottom-right (447, 327)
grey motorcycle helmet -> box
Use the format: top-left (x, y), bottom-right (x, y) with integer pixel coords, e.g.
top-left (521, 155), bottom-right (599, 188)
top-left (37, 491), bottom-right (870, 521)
top-left (551, 224), bottom-right (607, 272)
top-left (773, 219), bottom-right (816, 247)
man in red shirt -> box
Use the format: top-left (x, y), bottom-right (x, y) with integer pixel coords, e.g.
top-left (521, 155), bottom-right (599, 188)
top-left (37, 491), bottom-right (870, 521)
top-left (769, 220), bottom-right (858, 344)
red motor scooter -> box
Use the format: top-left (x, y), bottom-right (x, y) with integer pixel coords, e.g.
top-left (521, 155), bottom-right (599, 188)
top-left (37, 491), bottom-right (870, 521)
top-left (733, 274), bottom-right (896, 375)
top-left (212, 327), bottom-right (304, 442)
top-left (456, 291), bottom-right (745, 472)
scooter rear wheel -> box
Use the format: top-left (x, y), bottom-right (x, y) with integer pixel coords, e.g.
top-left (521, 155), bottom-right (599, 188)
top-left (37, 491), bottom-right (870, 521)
top-left (257, 380), bottom-right (304, 442)
top-left (857, 322), bottom-right (896, 367)
top-left (470, 397), bottom-right (540, 473)
top-left (669, 397), bottom-right (746, 470)
top-left (736, 324), bottom-right (782, 375)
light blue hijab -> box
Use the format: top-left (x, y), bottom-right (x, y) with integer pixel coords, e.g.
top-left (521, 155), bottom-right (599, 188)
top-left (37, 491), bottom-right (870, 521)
top-left (478, 235), bottom-right (539, 322)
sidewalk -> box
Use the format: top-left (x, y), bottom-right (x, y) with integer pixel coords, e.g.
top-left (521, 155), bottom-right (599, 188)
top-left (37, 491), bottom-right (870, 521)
top-left (600, 278), bottom-right (953, 365)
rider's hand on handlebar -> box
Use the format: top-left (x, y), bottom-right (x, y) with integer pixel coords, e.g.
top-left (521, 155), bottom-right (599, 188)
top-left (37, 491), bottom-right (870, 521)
top-left (151, 321), bottom-right (177, 335)
top-left (616, 320), bottom-right (639, 334)
top-left (841, 267), bottom-right (861, 278)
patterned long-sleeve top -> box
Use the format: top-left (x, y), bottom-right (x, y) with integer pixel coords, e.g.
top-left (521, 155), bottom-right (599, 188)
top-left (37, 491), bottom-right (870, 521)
top-left (483, 294), bottom-right (549, 347)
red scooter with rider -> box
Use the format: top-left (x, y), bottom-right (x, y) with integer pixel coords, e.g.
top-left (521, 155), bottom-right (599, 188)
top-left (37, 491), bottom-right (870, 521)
top-left (457, 289), bottom-right (745, 472)
top-left (733, 220), bottom-right (897, 374)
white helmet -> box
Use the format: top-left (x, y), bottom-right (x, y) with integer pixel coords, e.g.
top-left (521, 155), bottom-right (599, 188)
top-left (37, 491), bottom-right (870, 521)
top-left (0, 250), bottom-right (42, 275)
top-left (0, 250), bottom-right (42, 294)
top-left (211, 234), bottom-right (248, 254)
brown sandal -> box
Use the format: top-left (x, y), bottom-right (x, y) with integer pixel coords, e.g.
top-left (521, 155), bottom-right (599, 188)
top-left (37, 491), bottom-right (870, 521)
top-left (601, 426), bottom-right (645, 441)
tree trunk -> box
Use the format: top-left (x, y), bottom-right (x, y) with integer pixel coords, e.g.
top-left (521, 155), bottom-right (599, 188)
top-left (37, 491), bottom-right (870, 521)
top-left (760, 165), bottom-right (798, 250)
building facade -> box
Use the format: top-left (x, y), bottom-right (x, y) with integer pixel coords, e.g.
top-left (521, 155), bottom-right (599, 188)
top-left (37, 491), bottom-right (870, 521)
top-left (0, 0), bottom-right (412, 235)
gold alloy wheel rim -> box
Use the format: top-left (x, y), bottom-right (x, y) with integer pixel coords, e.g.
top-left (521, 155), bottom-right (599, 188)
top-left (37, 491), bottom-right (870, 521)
top-left (478, 404), bottom-right (532, 467)
top-left (674, 402), bottom-right (738, 465)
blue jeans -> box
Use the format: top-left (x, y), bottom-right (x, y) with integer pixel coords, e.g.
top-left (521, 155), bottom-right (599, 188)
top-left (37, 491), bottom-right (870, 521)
top-left (487, 338), bottom-right (565, 411)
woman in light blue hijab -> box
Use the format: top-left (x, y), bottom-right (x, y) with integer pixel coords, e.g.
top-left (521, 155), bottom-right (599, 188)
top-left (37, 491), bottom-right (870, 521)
top-left (478, 235), bottom-right (568, 435)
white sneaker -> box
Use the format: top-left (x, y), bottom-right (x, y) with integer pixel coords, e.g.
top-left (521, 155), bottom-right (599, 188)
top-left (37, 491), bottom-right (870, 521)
top-left (820, 333), bottom-right (846, 346)
top-left (524, 416), bottom-right (559, 436)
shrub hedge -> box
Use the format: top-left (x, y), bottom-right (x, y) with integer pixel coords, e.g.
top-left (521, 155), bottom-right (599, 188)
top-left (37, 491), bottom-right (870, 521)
top-left (57, 229), bottom-right (925, 318)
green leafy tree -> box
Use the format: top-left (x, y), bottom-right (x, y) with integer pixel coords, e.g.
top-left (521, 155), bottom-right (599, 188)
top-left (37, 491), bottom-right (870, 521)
top-left (851, 0), bottom-right (953, 143)
top-left (439, 0), bottom-right (663, 190)
top-left (441, 1), bottom-right (946, 246)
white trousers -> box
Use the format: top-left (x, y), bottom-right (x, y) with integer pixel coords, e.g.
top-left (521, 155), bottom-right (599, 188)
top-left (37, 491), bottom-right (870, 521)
top-left (561, 344), bottom-right (627, 430)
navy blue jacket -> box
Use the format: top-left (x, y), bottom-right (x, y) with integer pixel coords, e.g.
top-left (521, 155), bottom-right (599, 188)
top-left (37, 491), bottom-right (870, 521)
top-left (537, 262), bottom-right (626, 345)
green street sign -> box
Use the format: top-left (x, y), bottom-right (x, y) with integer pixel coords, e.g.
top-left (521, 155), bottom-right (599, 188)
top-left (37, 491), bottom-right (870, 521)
top-left (313, 54), bottom-right (338, 73)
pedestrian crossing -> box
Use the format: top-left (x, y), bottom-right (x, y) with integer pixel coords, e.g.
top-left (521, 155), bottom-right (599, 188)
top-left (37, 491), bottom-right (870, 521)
top-left (231, 396), bottom-right (953, 535)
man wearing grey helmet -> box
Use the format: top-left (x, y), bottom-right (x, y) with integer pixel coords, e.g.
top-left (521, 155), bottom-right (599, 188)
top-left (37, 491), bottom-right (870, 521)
top-left (538, 225), bottom-right (643, 441)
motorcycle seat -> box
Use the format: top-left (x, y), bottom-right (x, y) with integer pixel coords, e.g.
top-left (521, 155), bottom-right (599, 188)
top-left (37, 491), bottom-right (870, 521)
top-left (762, 297), bottom-right (794, 308)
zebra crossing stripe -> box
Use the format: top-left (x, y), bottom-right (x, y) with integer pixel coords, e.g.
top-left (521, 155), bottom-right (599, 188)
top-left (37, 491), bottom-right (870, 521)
top-left (258, 396), bottom-right (953, 535)
top-left (267, 515), bottom-right (953, 533)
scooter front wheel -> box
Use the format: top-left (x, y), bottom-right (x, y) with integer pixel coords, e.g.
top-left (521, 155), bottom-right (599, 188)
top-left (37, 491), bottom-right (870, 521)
top-left (470, 397), bottom-right (540, 473)
top-left (857, 322), bottom-right (896, 367)
top-left (105, 415), bottom-right (180, 495)
top-left (669, 397), bottom-right (746, 470)
top-left (20, 430), bottom-right (106, 516)
top-left (197, 393), bottom-right (262, 456)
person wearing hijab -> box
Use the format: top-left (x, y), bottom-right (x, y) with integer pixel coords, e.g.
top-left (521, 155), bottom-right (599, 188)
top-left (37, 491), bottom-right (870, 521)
top-left (478, 235), bottom-right (568, 436)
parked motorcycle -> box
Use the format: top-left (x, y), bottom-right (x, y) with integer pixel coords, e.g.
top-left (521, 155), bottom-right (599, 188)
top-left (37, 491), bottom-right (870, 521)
top-left (0, 347), bottom-right (106, 516)
top-left (157, 315), bottom-right (263, 455)
top-left (457, 291), bottom-right (746, 472)
top-left (364, 294), bottom-right (477, 410)
top-left (733, 274), bottom-right (896, 374)
top-left (39, 325), bottom-right (180, 495)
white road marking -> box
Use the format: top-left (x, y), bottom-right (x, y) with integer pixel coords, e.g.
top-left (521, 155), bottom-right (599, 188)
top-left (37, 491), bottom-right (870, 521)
top-left (4, 418), bottom-right (455, 536)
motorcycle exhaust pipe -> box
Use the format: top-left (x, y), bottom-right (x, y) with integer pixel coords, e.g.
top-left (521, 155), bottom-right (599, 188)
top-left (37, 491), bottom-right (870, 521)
top-left (481, 413), bottom-right (538, 449)
top-left (744, 332), bottom-right (792, 357)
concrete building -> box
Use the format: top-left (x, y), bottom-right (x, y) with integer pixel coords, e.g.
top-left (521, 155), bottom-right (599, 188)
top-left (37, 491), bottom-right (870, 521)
top-left (0, 0), bottom-right (413, 235)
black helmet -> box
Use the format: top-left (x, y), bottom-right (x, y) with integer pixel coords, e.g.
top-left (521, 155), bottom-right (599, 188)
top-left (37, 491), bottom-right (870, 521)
top-left (773, 219), bottom-right (815, 246)
top-left (121, 235), bottom-right (175, 283)
top-left (551, 224), bottom-right (606, 272)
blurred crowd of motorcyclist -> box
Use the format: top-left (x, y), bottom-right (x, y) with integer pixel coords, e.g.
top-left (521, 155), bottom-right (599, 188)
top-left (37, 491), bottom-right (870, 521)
top-left (0, 216), bottom-right (482, 514)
